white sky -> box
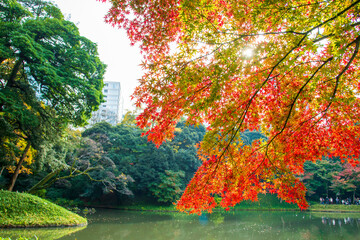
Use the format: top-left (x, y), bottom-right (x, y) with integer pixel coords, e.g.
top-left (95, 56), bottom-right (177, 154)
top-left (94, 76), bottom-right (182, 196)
top-left (52, 0), bottom-right (142, 111)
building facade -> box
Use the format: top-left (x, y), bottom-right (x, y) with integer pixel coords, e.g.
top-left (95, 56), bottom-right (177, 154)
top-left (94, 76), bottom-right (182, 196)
top-left (89, 81), bottom-right (123, 126)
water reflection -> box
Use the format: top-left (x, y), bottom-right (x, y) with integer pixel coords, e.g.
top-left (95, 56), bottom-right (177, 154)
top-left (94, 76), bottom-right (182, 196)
top-left (0, 226), bottom-right (85, 240)
top-left (61, 210), bottom-right (360, 240)
top-left (199, 214), bottom-right (209, 225)
top-left (1, 210), bottom-right (360, 240)
top-left (320, 216), bottom-right (360, 226)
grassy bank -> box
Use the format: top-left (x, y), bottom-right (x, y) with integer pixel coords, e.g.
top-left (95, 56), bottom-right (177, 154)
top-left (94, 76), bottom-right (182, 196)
top-left (113, 195), bottom-right (360, 213)
top-left (111, 194), bottom-right (298, 212)
top-left (309, 203), bottom-right (360, 212)
top-left (230, 194), bottom-right (298, 211)
top-left (0, 238), bottom-right (29, 240)
top-left (0, 238), bottom-right (30, 240)
top-left (0, 190), bottom-right (87, 227)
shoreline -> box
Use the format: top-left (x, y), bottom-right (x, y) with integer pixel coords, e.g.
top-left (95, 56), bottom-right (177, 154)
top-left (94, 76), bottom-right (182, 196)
top-left (0, 222), bottom-right (87, 229)
top-left (2, 204), bottom-right (360, 229)
top-left (84, 204), bottom-right (360, 214)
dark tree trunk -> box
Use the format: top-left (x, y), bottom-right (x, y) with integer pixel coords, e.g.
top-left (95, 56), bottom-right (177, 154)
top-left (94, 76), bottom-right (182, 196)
top-left (0, 59), bottom-right (22, 111)
top-left (8, 143), bottom-right (31, 191)
top-left (27, 169), bottom-right (62, 194)
top-left (353, 190), bottom-right (356, 204)
top-left (6, 59), bottom-right (22, 88)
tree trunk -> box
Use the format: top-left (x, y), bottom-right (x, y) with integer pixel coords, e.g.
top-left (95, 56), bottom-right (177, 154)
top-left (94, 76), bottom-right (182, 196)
top-left (353, 190), bottom-right (356, 204)
top-left (0, 59), bottom-right (22, 111)
top-left (7, 59), bottom-right (22, 88)
top-left (326, 183), bottom-right (329, 197)
top-left (8, 143), bottom-right (31, 191)
top-left (27, 169), bottom-right (62, 194)
top-left (0, 166), bottom-right (4, 176)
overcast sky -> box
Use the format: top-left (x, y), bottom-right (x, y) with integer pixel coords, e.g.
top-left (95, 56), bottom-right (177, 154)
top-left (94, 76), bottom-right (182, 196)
top-left (53, 0), bottom-right (142, 111)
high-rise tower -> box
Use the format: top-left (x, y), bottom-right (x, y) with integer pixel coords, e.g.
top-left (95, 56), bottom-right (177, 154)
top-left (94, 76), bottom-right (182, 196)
top-left (89, 81), bottom-right (123, 125)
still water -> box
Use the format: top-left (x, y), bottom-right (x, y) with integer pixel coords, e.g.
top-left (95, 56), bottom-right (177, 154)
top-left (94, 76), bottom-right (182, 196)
top-left (1, 209), bottom-right (360, 240)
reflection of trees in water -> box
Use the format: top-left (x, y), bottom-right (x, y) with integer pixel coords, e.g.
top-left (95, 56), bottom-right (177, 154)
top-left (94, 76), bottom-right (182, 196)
top-left (0, 226), bottom-right (86, 240)
top-left (321, 216), bottom-right (360, 227)
top-left (209, 212), bottom-right (225, 225)
top-left (7, 210), bottom-right (359, 240)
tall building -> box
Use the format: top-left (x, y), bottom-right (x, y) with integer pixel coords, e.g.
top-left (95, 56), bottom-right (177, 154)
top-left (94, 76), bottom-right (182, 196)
top-left (89, 81), bottom-right (123, 126)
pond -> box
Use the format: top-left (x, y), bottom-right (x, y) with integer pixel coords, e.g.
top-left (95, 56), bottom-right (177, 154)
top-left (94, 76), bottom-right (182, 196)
top-left (1, 209), bottom-right (360, 240)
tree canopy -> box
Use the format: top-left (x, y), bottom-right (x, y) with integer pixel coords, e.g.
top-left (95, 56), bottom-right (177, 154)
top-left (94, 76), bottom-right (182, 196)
top-left (101, 0), bottom-right (360, 213)
top-left (0, 0), bottom-right (106, 190)
top-left (81, 119), bottom-right (205, 204)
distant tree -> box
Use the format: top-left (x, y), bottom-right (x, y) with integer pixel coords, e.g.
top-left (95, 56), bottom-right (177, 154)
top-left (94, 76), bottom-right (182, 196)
top-left (149, 170), bottom-right (185, 204)
top-left (25, 128), bottom-right (133, 200)
top-left (120, 111), bottom-right (137, 127)
top-left (170, 121), bottom-right (206, 184)
top-left (331, 163), bottom-right (360, 202)
top-left (302, 159), bottom-right (342, 200)
top-left (0, 0), bottom-right (106, 190)
top-left (82, 120), bottom-right (205, 204)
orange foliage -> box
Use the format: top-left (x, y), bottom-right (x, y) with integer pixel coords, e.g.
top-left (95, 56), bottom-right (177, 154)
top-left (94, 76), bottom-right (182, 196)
top-left (101, 0), bottom-right (360, 213)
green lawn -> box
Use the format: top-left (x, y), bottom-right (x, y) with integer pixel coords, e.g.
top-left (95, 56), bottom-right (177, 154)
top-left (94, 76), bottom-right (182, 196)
top-left (0, 238), bottom-right (30, 240)
top-left (0, 190), bottom-right (87, 227)
top-left (115, 195), bottom-right (360, 213)
top-left (309, 203), bottom-right (360, 212)
top-left (114, 194), bottom-right (298, 213)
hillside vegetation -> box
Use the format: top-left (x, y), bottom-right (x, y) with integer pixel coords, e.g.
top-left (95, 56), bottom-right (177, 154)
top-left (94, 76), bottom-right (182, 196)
top-left (0, 190), bottom-right (86, 227)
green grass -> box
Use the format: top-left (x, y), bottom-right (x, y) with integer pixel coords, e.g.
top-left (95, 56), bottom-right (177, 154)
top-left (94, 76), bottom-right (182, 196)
top-left (0, 190), bottom-right (87, 227)
top-left (0, 238), bottom-right (29, 240)
top-left (116, 195), bottom-right (360, 213)
top-left (116, 194), bottom-right (298, 213)
top-left (114, 203), bottom-right (178, 212)
top-left (309, 203), bottom-right (360, 212)
top-left (96, 194), bottom-right (360, 215)
top-left (229, 194), bottom-right (298, 211)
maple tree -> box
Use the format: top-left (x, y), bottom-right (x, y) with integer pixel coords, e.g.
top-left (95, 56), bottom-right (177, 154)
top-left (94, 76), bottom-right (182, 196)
top-left (331, 163), bottom-right (360, 202)
top-left (100, 0), bottom-right (360, 213)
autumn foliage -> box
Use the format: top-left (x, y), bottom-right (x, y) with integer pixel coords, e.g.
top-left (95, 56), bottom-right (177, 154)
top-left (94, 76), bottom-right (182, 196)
top-left (100, 0), bottom-right (360, 213)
